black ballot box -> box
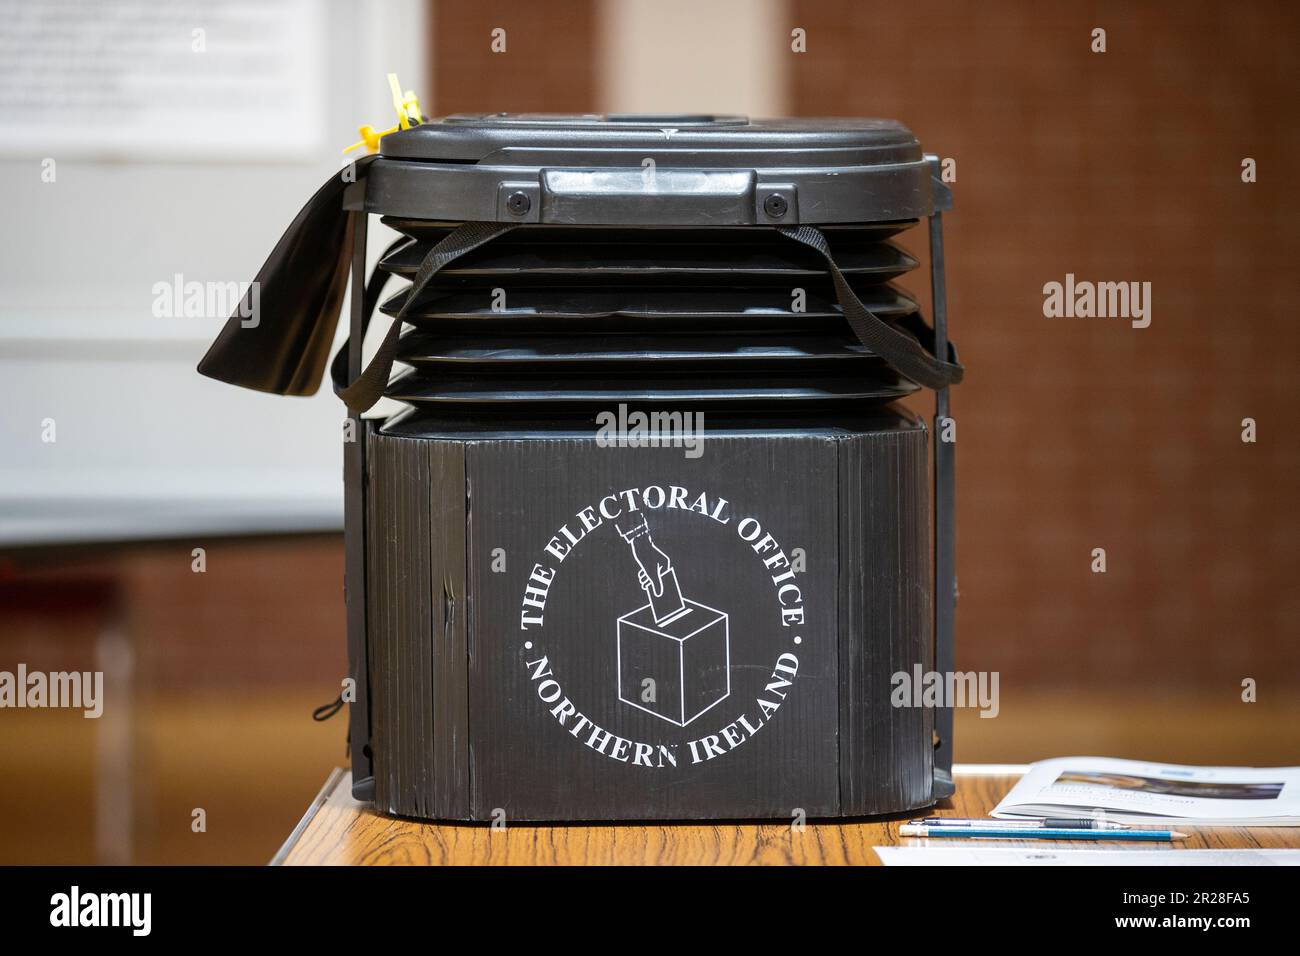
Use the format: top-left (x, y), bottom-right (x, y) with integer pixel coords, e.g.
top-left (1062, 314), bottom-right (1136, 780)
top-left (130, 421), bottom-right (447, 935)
top-left (199, 114), bottom-right (963, 822)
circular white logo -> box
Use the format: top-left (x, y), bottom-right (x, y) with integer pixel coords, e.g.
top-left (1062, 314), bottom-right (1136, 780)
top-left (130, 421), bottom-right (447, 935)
top-left (517, 483), bottom-right (808, 768)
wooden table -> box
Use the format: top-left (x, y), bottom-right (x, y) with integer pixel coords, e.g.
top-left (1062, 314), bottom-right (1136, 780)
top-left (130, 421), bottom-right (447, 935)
top-left (272, 766), bottom-right (1300, 865)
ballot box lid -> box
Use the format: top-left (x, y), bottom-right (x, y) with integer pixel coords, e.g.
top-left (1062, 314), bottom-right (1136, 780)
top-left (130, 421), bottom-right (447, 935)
top-left (365, 113), bottom-right (942, 226)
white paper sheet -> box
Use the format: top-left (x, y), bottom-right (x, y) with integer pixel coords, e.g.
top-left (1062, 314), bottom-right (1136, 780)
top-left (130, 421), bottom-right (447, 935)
top-left (990, 756), bottom-right (1300, 826)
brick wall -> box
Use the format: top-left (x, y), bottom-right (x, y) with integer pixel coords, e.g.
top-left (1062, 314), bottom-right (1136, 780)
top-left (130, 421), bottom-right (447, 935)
top-left (790, 0), bottom-right (1300, 687)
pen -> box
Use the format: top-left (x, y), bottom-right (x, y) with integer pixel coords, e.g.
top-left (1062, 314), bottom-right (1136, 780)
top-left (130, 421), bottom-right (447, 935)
top-left (899, 824), bottom-right (1186, 842)
top-left (918, 816), bottom-right (1131, 830)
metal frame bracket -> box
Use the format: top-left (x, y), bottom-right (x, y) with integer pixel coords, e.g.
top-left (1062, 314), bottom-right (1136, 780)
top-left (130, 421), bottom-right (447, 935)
top-left (926, 154), bottom-right (957, 800)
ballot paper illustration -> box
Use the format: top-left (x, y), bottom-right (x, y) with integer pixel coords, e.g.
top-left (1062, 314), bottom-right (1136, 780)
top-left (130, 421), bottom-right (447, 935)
top-left (615, 514), bottom-right (730, 726)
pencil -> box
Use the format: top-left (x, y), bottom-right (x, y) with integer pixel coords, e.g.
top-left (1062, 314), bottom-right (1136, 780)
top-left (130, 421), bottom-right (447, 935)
top-left (899, 824), bottom-right (1186, 842)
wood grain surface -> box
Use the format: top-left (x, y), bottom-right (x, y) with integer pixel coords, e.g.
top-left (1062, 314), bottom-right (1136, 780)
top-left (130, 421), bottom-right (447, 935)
top-left (273, 768), bottom-right (1300, 865)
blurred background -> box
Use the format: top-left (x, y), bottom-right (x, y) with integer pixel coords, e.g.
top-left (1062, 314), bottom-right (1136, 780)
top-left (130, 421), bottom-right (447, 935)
top-left (1, 0), bottom-right (1296, 864)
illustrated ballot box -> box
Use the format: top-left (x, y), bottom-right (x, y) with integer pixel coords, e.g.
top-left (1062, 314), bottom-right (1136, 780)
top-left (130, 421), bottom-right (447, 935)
top-left (617, 600), bottom-right (730, 727)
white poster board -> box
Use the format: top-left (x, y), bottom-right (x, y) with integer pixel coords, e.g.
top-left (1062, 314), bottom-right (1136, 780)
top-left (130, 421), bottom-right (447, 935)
top-left (0, 0), bottom-right (325, 160)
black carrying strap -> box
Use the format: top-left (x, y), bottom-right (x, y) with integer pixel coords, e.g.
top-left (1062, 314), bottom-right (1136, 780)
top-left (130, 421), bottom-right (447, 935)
top-left (196, 156), bottom-right (513, 409)
top-left (339, 222), bottom-right (962, 412)
top-left (200, 163), bottom-right (959, 410)
top-left (197, 155), bottom-right (378, 396)
top-left (331, 221), bottom-right (516, 413)
top-left (777, 225), bottom-right (963, 390)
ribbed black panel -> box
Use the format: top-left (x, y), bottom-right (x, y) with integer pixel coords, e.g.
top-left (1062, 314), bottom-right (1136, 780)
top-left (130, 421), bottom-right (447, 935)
top-left (376, 218), bottom-right (927, 414)
top-left (368, 432), bottom-right (471, 820)
top-left (379, 234), bottom-right (917, 282)
top-left (367, 433), bottom-right (433, 817)
top-left (380, 285), bottom-right (919, 332)
top-left (837, 424), bottom-right (933, 815)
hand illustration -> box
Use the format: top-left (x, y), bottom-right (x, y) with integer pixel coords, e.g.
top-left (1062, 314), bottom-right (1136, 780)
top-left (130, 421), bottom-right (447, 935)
top-left (616, 513), bottom-right (685, 622)
top-left (635, 542), bottom-right (673, 598)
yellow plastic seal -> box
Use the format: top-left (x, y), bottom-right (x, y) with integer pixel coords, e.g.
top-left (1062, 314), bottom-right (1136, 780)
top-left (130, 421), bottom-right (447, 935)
top-left (344, 73), bottom-right (424, 154)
